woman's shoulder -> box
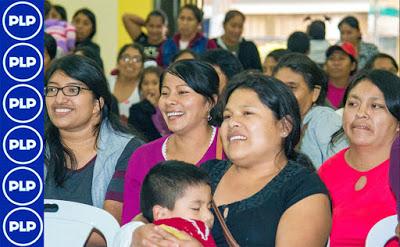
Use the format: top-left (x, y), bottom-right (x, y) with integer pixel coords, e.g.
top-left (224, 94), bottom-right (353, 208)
top-left (130, 136), bottom-right (167, 158)
top-left (318, 148), bottom-right (347, 176)
top-left (305, 106), bottom-right (341, 123)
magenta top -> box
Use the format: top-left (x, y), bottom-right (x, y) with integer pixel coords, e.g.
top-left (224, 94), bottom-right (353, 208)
top-left (390, 135), bottom-right (400, 222)
top-left (122, 128), bottom-right (224, 225)
top-left (319, 148), bottom-right (398, 247)
top-left (327, 82), bottom-right (347, 109)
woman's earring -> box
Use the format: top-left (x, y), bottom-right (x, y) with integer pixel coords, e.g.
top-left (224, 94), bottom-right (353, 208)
top-left (208, 113), bottom-right (212, 121)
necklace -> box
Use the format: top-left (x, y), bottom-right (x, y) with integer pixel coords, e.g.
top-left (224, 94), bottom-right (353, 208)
top-left (162, 126), bottom-right (217, 160)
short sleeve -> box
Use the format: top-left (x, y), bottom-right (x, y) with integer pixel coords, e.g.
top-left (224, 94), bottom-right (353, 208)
top-left (106, 138), bottom-right (143, 202)
top-left (284, 167), bottom-right (330, 210)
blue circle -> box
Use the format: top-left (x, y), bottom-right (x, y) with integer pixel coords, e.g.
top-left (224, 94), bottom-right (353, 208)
top-left (3, 126), bottom-right (43, 165)
top-left (3, 84), bottom-right (43, 123)
top-left (3, 167), bottom-right (42, 206)
top-left (3, 43), bottom-right (43, 82)
top-left (2, 1), bottom-right (43, 40)
top-left (3, 207), bottom-right (43, 246)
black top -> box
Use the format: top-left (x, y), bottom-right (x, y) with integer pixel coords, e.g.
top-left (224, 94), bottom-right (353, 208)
top-left (136, 33), bottom-right (162, 61)
top-left (45, 156), bottom-right (96, 205)
top-left (76, 39), bottom-right (100, 55)
top-left (128, 99), bottom-right (161, 142)
top-left (213, 38), bottom-right (262, 71)
top-left (201, 159), bottom-right (329, 246)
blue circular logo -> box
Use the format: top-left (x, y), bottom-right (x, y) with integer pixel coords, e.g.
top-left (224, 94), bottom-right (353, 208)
top-left (2, 125), bottom-right (43, 165)
top-left (3, 84), bottom-right (43, 123)
top-left (2, 1), bottom-right (43, 41)
top-left (2, 167), bottom-right (42, 206)
top-left (2, 207), bottom-right (43, 246)
top-left (2, 43), bottom-right (43, 82)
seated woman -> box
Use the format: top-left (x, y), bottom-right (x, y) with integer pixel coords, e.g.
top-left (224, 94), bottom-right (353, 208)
top-left (319, 70), bottom-right (400, 246)
top-left (363, 53), bottom-right (399, 75)
top-left (122, 60), bottom-right (223, 224)
top-left (273, 53), bottom-right (348, 168)
top-left (44, 55), bottom-right (143, 223)
top-left (128, 66), bottom-right (170, 141)
top-left (123, 72), bottom-right (331, 247)
top-left (72, 8), bottom-right (100, 55)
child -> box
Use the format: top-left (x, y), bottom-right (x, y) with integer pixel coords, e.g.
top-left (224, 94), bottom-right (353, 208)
top-left (114, 160), bottom-right (216, 246)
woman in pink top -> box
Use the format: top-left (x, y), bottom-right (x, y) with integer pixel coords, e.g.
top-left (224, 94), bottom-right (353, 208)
top-left (122, 60), bottom-right (222, 224)
top-left (319, 70), bottom-right (400, 246)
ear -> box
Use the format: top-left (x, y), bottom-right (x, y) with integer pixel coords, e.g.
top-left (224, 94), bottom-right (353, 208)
top-left (152, 205), bottom-right (171, 221)
top-left (279, 116), bottom-right (293, 138)
top-left (94, 97), bottom-right (105, 114)
top-left (207, 94), bottom-right (218, 111)
top-left (312, 85), bottom-right (321, 104)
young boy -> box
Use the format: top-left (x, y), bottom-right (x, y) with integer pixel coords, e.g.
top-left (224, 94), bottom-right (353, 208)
top-left (114, 160), bottom-right (215, 246)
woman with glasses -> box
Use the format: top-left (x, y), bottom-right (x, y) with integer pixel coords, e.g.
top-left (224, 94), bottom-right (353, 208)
top-left (109, 43), bottom-right (145, 122)
top-left (44, 55), bottom-right (143, 232)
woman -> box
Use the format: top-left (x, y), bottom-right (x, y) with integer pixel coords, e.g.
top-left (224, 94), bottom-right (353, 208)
top-left (363, 52), bottom-right (399, 75)
top-left (121, 72), bottom-right (331, 247)
top-left (122, 10), bottom-right (168, 61)
top-left (157, 4), bottom-right (217, 67)
top-left (44, 55), bottom-right (143, 223)
top-left (213, 10), bottom-right (262, 70)
top-left (318, 70), bottom-right (400, 246)
top-left (72, 8), bottom-right (100, 55)
top-left (338, 16), bottom-right (379, 69)
top-left (263, 48), bottom-right (290, 76)
top-left (128, 66), bottom-right (169, 141)
top-left (109, 43), bottom-right (144, 121)
top-left (122, 60), bottom-right (222, 224)
top-left (273, 53), bottom-right (348, 168)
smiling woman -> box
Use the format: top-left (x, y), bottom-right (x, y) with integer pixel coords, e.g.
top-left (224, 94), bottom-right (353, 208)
top-left (122, 59), bottom-right (223, 225)
top-left (44, 55), bottom-right (143, 229)
top-left (319, 70), bottom-right (400, 247)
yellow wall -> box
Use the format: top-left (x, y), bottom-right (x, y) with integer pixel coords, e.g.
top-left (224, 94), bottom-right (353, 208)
top-left (118, 0), bottom-right (153, 48)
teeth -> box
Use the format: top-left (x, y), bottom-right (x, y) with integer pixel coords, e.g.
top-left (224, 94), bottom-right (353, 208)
top-left (55, 108), bottom-right (71, 113)
top-left (230, 135), bottom-right (247, 141)
top-left (167, 112), bottom-right (183, 117)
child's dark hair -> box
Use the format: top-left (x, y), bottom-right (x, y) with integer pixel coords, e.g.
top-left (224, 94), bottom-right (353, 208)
top-left (141, 160), bottom-right (210, 222)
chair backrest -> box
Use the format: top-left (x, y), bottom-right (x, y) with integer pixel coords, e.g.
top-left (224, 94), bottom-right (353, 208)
top-left (44, 199), bottom-right (120, 246)
top-left (365, 215), bottom-right (398, 247)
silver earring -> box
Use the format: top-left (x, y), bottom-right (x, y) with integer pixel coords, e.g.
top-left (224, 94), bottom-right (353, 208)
top-left (208, 113), bottom-right (212, 121)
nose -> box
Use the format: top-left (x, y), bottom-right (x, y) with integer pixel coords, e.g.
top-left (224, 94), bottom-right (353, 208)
top-left (54, 90), bottom-right (68, 103)
top-left (227, 115), bottom-right (241, 128)
top-left (355, 104), bottom-right (369, 119)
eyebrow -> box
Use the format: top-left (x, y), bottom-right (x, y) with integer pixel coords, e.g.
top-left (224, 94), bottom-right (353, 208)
top-left (47, 81), bottom-right (86, 86)
top-left (348, 94), bottom-right (383, 101)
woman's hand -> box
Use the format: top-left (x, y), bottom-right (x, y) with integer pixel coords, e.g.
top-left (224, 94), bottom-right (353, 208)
top-left (131, 224), bottom-right (202, 247)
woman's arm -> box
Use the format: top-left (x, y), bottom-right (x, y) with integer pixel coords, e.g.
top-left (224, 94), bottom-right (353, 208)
top-left (122, 13), bottom-right (145, 41)
top-left (276, 193), bottom-right (331, 247)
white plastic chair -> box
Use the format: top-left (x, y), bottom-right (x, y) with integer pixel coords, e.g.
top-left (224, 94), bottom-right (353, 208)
top-left (365, 215), bottom-right (398, 247)
top-left (44, 199), bottom-right (120, 247)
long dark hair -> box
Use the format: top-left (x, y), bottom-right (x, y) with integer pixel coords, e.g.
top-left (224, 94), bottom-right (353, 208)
top-left (220, 71), bottom-right (314, 170)
top-left (45, 55), bottom-right (130, 186)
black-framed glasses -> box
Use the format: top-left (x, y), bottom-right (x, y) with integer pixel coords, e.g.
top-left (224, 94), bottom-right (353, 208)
top-left (44, 86), bottom-right (91, 97)
top-left (119, 55), bottom-right (142, 64)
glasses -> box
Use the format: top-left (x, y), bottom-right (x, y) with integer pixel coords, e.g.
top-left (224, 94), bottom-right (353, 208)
top-left (44, 86), bottom-right (91, 97)
top-left (120, 55), bottom-right (142, 64)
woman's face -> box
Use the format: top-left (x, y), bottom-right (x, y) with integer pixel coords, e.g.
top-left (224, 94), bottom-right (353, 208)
top-left (343, 80), bottom-right (399, 148)
top-left (223, 15), bottom-right (244, 44)
top-left (48, 7), bottom-right (62, 20)
top-left (72, 13), bottom-right (93, 42)
top-left (145, 15), bottom-right (165, 41)
top-left (158, 73), bottom-right (211, 134)
top-left (274, 67), bottom-right (320, 118)
top-left (46, 70), bottom-right (101, 133)
top-left (117, 47), bottom-right (143, 80)
top-left (221, 88), bottom-right (287, 165)
top-left (326, 51), bottom-right (355, 80)
top-left (339, 23), bottom-right (361, 45)
top-left (177, 8), bottom-right (199, 38)
top-left (140, 72), bottom-right (161, 103)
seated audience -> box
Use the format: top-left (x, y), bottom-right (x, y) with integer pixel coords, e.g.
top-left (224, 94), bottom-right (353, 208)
top-left (319, 70), bottom-right (400, 246)
top-left (287, 31), bottom-right (310, 55)
top-left (273, 53), bottom-right (348, 168)
top-left (363, 53), bottom-right (399, 75)
top-left (72, 8), bottom-right (100, 55)
top-left (122, 60), bottom-right (223, 224)
top-left (307, 20), bottom-right (330, 66)
top-left (124, 72), bottom-right (331, 246)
